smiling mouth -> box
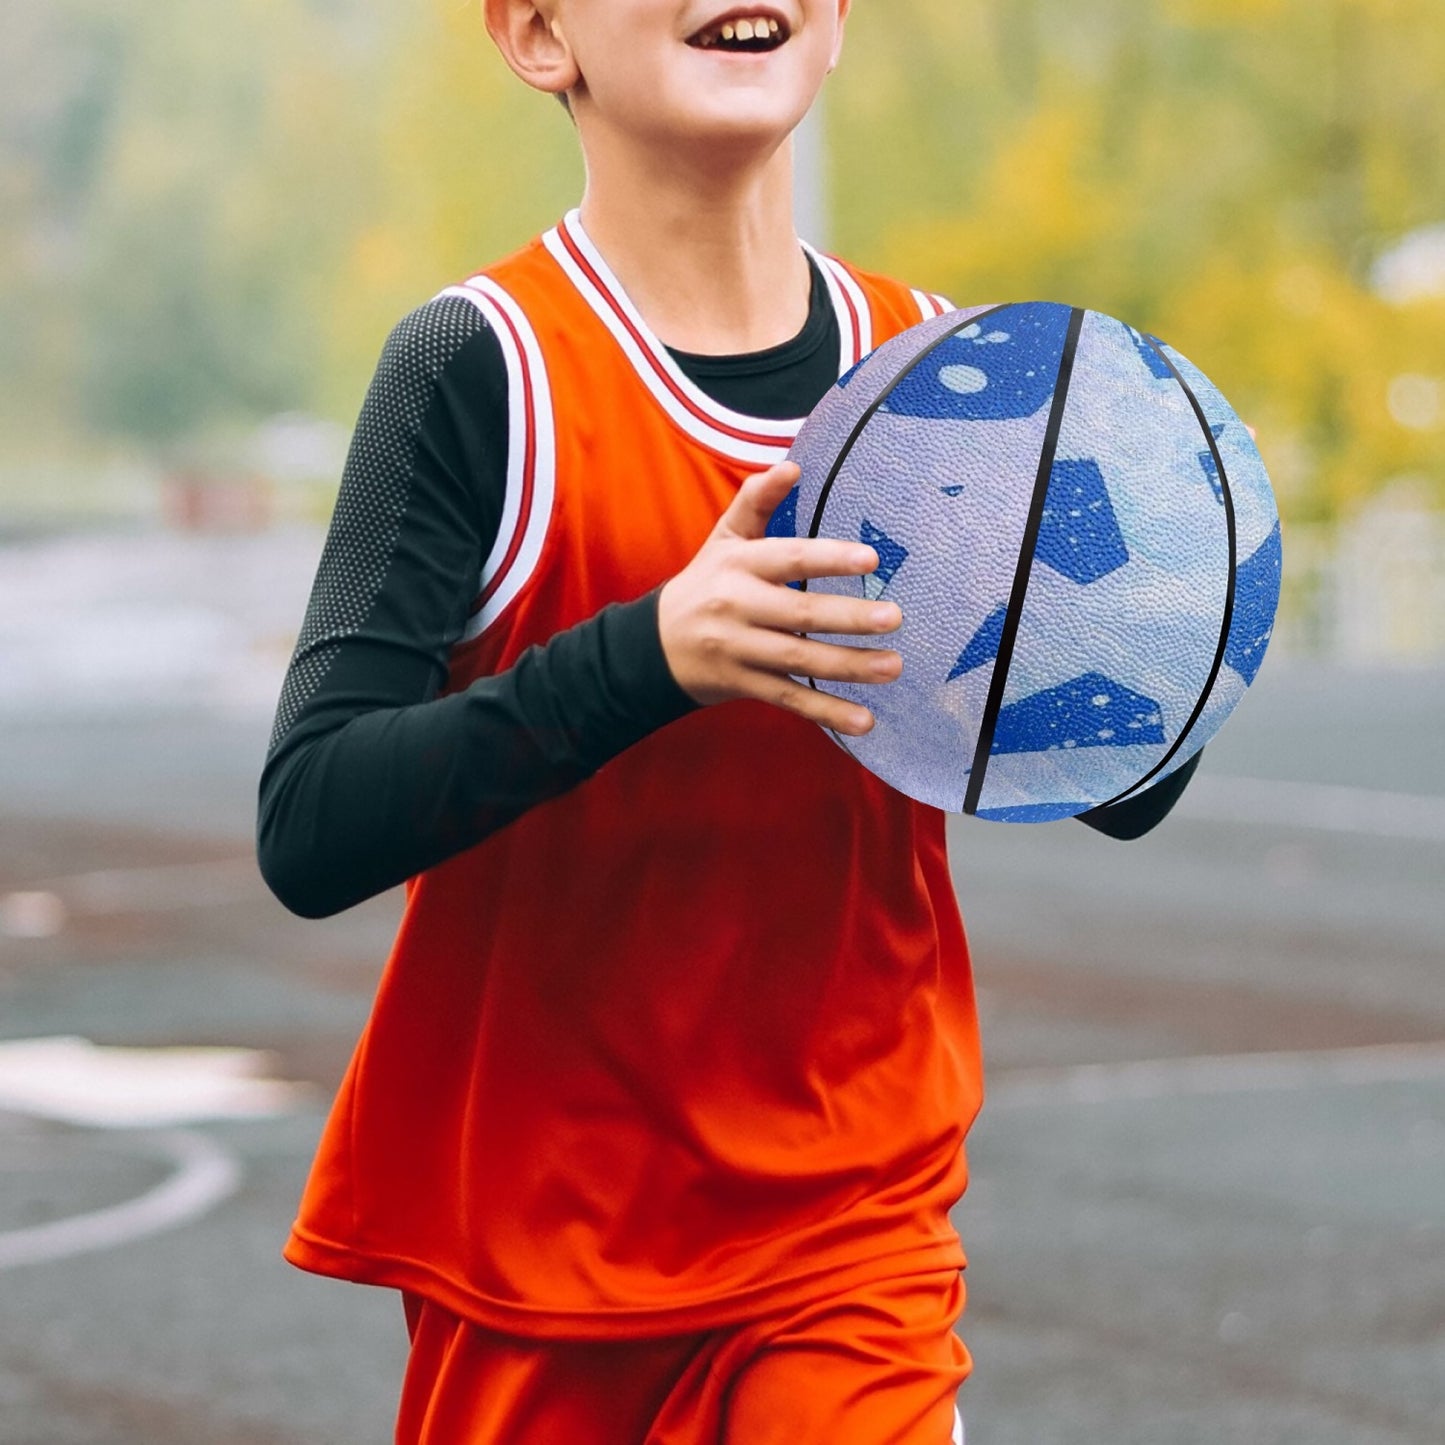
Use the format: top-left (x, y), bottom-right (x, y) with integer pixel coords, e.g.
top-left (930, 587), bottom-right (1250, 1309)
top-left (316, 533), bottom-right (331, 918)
top-left (686, 15), bottom-right (790, 53)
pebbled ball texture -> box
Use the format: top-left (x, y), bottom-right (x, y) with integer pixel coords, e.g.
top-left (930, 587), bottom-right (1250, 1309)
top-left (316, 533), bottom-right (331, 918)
top-left (768, 301), bottom-right (1281, 820)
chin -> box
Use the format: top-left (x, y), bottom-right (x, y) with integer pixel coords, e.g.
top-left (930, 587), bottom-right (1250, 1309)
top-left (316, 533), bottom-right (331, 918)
top-left (663, 91), bottom-right (813, 148)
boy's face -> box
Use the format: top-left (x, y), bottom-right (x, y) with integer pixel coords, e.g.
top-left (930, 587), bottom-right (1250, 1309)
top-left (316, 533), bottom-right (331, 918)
top-left (505, 1), bottom-right (850, 150)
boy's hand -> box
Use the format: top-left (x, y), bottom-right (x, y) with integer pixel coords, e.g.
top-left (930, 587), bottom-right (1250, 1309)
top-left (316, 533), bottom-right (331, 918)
top-left (657, 461), bottom-right (903, 737)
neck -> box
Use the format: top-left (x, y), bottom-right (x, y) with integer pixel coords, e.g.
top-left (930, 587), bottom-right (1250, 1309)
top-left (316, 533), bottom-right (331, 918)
top-left (575, 130), bottom-right (812, 356)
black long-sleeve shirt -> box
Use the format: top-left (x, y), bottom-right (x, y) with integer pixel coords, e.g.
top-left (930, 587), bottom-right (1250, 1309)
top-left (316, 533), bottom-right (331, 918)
top-left (257, 259), bottom-right (1199, 919)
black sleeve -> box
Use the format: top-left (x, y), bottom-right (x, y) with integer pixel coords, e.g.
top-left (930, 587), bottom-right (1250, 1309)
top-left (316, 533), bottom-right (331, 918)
top-left (256, 296), bottom-right (697, 920)
top-left (1072, 747), bottom-right (1204, 840)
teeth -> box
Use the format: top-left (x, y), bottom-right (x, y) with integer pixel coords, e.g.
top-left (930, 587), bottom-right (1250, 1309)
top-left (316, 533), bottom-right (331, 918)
top-left (695, 15), bottom-right (784, 48)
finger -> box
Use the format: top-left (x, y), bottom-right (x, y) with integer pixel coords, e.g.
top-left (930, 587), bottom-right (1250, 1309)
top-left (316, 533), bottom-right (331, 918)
top-left (758, 673), bottom-right (877, 736)
top-left (742, 535), bottom-right (887, 586)
top-left (746, 584), bottom-right (903, 639)
top-left (744, 631), bottom-right (904, 687)
top-left (719, 460), bottom-right (801, 541)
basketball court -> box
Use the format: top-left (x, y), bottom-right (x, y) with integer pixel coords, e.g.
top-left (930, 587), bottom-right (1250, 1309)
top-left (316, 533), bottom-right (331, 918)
top-left (1, 527), bottom-right (1441, 1443)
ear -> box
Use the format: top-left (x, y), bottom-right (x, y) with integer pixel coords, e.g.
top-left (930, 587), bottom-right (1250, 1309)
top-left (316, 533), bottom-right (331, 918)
top-left (482, 0), bottom-right (579, 101)
top-left (826, 0), bottom-right (852, 74)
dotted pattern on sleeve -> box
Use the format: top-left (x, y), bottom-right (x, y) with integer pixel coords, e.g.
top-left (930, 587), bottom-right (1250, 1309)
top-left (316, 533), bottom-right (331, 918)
top-left (268, 295), bottom-right (491, 756)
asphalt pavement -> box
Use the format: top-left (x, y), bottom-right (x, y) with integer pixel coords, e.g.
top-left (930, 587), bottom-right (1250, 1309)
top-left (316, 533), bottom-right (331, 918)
top-left (1, 525), bottom-right (1441, 1443)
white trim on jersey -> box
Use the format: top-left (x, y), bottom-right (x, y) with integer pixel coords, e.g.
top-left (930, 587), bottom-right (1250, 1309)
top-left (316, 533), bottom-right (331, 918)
top-left (952, 1404), bottom-right (966, 1444)
top-left (802, 241), bottom-right (874, 371)
top-left (436, 278), bottom-right (558, 643)
top-left (543, 212), bottom-right (797, 466)
top-left (542, 209), bottom-right (870, 467)
top-left (911, 288), bottom-right (958, 321)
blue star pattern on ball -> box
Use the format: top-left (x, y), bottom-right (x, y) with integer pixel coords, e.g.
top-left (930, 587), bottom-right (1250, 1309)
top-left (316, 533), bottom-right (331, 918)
top-left (975, 310), bottom-right (1235, 815)
top-left (777, 300), bottom-right (1278, 818)
top-left (948, 605), bottom-right (1007, 681)
top-left (1157, 339), bottom-right (1283, 764)
top-left (1224, 519), bottom-right (1282, 686)
top-left (859, 519), bottom-right (908, 600)
top-left (766, 483), bottom-right (798, 539)
top-left (836, 351), bottom-right (873, 389)
top-left (975, 800), bottom-right (1095, 824)
top-left (1127, 325), bottom-right (1174, 380)
top-left (1194, 423), bottom-right (1229, 503)
top-left (765, 483), bottom-right (804, 589)
top-left (881, 302), bottom-right (1072, 422)
top-left (1035, 458), bottom-right (1130, 584)
top-left (1197, 447), bottom-right (1223, 502)
top-left (991, 672), bottom-right (1167, 756)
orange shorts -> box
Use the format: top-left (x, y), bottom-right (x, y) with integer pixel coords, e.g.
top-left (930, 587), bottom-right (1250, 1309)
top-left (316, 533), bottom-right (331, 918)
top-left (396, 1270), bottom-right (969, 1445)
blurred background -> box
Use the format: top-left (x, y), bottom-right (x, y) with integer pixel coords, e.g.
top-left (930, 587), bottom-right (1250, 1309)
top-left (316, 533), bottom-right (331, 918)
top-left (6, 0), bottom-right (1445, 648)
top-left (1, 1), bottom-right (1442, 1441)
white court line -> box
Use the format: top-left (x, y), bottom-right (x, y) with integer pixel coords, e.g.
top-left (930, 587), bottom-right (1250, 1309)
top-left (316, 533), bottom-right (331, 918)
top-left (988, 1041), bottom-right (1445, 1110)
top-left (0, 1036), bottom-right (314, 1128)
top-left (1181, 773), bottom-right (1445, 842)
top-left (0, 1127), bottom-right (240, 1271)
top-left (0, 1044), bottom-right (1438, 1273)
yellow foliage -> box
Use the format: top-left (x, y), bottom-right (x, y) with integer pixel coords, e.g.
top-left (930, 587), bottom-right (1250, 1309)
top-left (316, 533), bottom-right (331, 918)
top-left (878, 101), bottom-right (1130, 310)
top-left (1156, 248), bottom-right (1445, 520)
top-left (1163, 0), bottom-right (1288, 26)
top-left (830, 0), bottom-right (1445, 529)
top-left (13, 0), bottom-right (1439, 533)
top-left (319, 0), bottom-right (583, 405)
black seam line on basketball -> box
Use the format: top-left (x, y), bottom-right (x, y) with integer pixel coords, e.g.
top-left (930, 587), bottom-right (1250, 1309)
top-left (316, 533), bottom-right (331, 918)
top-left (800, 303), bottom-right (1017, 561)
top-left (962, 305), bottom-right (1086, 817)
top-left (1080, 334), bottom-right (1238, 816)
top-left (797, 301), bottom-right (1018, 713)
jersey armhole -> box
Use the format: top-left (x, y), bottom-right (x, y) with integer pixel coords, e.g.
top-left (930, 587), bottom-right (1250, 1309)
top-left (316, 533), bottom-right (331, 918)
top-left (436, 277), bottom-right (558, 645)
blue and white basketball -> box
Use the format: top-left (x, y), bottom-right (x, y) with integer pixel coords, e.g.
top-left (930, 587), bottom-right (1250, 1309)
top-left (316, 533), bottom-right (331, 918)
top-left (769, 301), bottom-right (1282, 821)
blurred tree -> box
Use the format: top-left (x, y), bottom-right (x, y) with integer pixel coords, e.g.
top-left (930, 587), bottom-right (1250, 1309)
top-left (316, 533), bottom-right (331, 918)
top-left (1, 0), bottom-right (1440, 531)
top-left (0, 0), bottom-right (127, 446)
top-left (76, 0), bottom-right (390, 448)
top-left (3, 0), bottom-right (388, 452)
top-left (318, 0), bottom-right (583, 416)
top-left (832, 0), bottom-right (1445, 523)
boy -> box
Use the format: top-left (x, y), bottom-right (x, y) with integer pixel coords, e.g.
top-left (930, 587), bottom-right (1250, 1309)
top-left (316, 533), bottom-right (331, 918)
top-left (258, 2), bottom-right (1200, 1439)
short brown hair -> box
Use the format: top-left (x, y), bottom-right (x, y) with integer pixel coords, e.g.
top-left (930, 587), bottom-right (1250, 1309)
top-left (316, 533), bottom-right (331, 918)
top-left (556, 91), bottom-right (573, 119)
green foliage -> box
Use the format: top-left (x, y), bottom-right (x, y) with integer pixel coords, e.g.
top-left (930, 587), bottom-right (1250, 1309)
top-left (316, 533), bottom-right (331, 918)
top-left (833, 0), bottom-right (1445, 522)
top-left (3, 0), bottom-right (388, 447)
top-left (317, 1), bottom-right (582, 417)
top-left (3, 0), bottom-right (1442, 528)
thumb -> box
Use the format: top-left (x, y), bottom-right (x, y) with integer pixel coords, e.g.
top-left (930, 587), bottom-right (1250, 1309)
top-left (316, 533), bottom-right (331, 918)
top-left (720, 460), bottom-right (802, 541)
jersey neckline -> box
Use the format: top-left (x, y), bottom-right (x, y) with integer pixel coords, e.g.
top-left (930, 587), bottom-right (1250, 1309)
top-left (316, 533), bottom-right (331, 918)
top-left (661, 252), bottom-right (832, 375)
top-left (541, 208), bottom-right (873, 467)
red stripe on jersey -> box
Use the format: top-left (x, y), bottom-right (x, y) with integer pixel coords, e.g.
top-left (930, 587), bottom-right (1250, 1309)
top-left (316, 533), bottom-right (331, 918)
top-left (826, 254), bottom-right (864, 358)
top-left (469, 288), bottom-right (539, 620)
top-left (284, 230), bottom-right (982, 1340)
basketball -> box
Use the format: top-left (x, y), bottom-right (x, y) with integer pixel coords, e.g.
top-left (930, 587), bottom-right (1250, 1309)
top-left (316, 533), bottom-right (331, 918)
top-left (768, 301), bottom-right (1283, 821)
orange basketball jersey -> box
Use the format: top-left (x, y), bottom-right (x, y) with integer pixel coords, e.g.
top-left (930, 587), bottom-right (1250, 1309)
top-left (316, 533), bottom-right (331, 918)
top-left (283, 211), bottom-right (985, 1338)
